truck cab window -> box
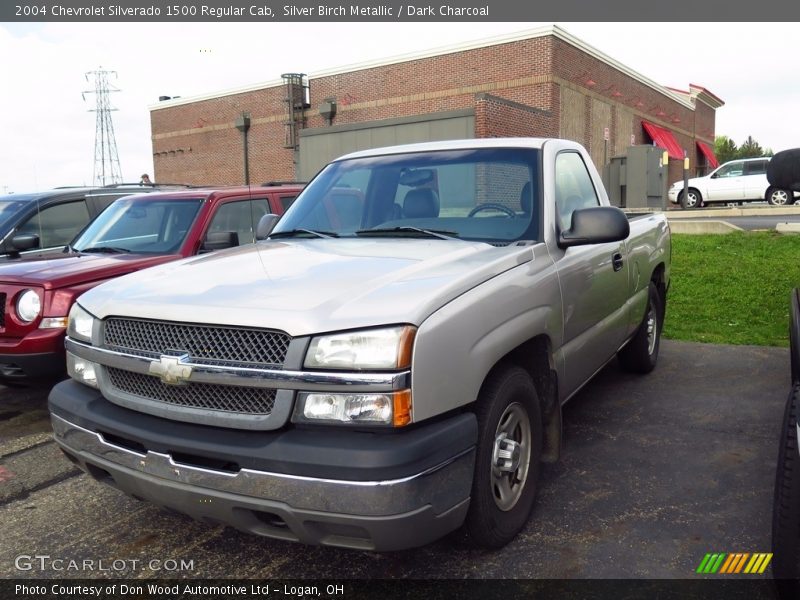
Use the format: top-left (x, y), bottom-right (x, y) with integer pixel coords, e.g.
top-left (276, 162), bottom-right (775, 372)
top-left (554, 152), bottom-right (600, 230)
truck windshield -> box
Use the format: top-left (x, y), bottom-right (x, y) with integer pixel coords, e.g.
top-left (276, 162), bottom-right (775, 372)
top-left (72, 197), bottom-right (203, 254)
top-left (274, 148), bottom-right (540, 243)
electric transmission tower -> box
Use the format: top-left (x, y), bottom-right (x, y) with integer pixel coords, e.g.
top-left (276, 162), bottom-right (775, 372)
top-left (83, 68), bottom-right (123, 185)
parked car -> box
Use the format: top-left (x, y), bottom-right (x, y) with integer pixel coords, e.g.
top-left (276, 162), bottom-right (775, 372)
top-left (49, 138), bottom-right (671, 550)
top-left (0, 183), bottom-right (303, 383)
top-left (668, 157), bottom-right (798, 208)
top-left (0, 184), bottom-right (187, 261)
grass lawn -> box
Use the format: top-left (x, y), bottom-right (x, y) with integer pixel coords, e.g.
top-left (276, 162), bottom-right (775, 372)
top-left (663, 232), bottom-right (800, 347)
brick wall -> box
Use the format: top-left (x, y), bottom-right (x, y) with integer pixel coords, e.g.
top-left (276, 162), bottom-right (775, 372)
top-left (475, 93), bottom-right (556, 138)
top-left (150, 32), bottom-right (717, 188)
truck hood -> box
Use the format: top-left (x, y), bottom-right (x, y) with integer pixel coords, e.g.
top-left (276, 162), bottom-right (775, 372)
top-left (80, 238), bottom-right (536, 337)
top-left (0, 254), bottom-right (180, 289)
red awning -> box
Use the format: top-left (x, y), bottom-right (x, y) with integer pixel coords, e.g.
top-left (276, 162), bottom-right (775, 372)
top-left (697, 141), bottom-right (719, 168)
top-left (641, 121), bottom-right (684, 160)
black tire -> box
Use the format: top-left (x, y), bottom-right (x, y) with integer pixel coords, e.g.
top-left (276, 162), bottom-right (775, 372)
top-left (679, 188), bottom-right (702, 209)
top-left (618, 282), bottom-right (663, 374)
top-left (772, 384), bottom-right (800, 594)
top-left (463, 365), bottom-right (543, 549)
top-left (768, 187), bottom-right (792, 206)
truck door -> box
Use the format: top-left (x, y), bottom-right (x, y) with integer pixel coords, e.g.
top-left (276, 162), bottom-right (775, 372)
top-left (552, 151), bottom-right (630, 399)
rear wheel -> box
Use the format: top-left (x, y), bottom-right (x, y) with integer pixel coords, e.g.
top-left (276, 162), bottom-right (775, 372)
top-left (463, 365), bottom-right (542, 548)
top-left (618, 282), bottom-right (663, 374)
top-left (773, 384), bottom-right (800, 595)
top-left (768, 187), bottom-right (792, 206)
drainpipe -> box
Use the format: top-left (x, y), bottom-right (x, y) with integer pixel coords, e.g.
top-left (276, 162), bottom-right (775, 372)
top-left (234, 112), bottom-right (251, 185)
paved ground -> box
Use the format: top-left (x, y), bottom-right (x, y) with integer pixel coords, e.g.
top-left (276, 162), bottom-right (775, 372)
top-left (0, 340), bottom-right (789, 580)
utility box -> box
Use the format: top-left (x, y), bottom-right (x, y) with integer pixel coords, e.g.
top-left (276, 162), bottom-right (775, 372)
top-left (604, 145), bottom-right (667, 209)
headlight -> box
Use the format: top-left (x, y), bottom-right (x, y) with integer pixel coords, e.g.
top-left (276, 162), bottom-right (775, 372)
top-left (16, 289), bottom-right (41, 323)
top-left (293, 390), bottom-right (412, 427)
top-left (67, 304), bottom-right (95, 343)
top-left (305, 326), bottom-right (416, 370)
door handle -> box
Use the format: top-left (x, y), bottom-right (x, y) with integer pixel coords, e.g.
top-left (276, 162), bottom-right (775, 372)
top-left (612, 252), bottom-right (624, 272)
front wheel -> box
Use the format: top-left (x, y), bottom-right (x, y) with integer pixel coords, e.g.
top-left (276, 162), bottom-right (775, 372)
top-left (463, 365), bottom-right (543, 548)
top-left (768, 187), bottom-right (792, 206)
top-left (772, 385), bottom-right (800, 592)
top-left (618, 282), bottom-right (663, 374)
top-left (680, 189), bottom-right (702, 209)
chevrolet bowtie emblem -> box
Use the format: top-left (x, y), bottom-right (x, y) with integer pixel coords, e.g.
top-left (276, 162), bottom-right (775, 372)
top-left (149, 353), bottom-right (193, 386)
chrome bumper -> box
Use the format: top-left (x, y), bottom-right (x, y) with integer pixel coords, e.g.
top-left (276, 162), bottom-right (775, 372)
top-left (52, 414), bottom-right (474, 550)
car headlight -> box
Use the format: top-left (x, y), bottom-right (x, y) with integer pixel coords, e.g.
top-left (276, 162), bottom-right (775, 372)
top-left (293, 390), bottom-right (412, 427)
top-left (304, 326), bottom-right (416, 370)
top-left (16, 289), bottom-right (41, 323)
top-left (67, 304), bottom-right (95, 343)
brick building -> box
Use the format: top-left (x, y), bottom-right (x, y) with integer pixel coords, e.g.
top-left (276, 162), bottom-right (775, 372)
top-left (149, 25), bottom-right (723, 188)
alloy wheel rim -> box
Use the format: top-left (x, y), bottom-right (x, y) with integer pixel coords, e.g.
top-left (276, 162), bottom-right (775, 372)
top-left (773, 190), bottom-right (789, 205)
top-left (491, 402), bottom-right (532, 511)
top-left (647, 304), bottom-right (658, 356)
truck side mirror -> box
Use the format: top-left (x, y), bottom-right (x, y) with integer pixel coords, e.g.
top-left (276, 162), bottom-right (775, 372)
top-left (256, 214), bottom-right (280, 240)
top-left (202, 231), bottom-right (238, 252)
top-left (11, 233), bottom-right (41, 252)
top-left (558, 206), bottom-right (630, 249)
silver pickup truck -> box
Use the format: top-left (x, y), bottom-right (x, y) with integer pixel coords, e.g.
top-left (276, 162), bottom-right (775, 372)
top-left (49, 138), bottom-right (671, 551)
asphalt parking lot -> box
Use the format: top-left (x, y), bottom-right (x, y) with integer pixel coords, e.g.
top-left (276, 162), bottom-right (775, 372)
top-left (0, 340), bottom-right (788, 580)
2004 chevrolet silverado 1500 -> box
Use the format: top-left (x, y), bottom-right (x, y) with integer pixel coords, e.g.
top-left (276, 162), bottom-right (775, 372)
top-left (49, 138), bottom-right (671, 551)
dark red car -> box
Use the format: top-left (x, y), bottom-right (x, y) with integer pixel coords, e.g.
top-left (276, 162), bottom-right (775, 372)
top-left (0, 184), bottom-right (302, 382)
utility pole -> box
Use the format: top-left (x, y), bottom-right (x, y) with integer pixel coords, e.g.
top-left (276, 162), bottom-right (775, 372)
top-left (83, 68), bottom-right (123, 185)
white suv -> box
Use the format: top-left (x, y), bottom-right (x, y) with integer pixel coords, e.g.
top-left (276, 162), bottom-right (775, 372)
top-left (668, 157), bottom-right (796, 208)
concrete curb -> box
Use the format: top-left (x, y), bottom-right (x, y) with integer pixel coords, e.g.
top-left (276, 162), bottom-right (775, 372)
top-left (665, 206), bottom-right (800, 219)
top-left (668, 220), bottom-right (744, 235)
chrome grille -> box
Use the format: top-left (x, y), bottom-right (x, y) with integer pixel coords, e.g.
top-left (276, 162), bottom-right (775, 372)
top-left (103, 318), bottom-right (291, 367)
top-left (107, 367), bottom-right (277, 415)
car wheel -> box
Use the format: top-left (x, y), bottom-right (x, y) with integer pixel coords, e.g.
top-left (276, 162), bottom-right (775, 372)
top-left (463, 365), bottom-right (542, 549)
top-left (680, 189), bottom-right (701, 209)
top-left (772, 384), bottom-right (800, 593)
top-left (768, 187), bottom-right (792, 206)
top-left (618, 282), bottom-right (663, 374)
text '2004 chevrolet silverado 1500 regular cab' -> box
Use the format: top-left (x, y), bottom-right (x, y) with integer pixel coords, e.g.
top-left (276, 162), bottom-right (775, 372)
top-left (50, 138), bottom-right (671, 551)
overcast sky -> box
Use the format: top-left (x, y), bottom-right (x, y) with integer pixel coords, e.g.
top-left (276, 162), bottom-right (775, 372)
top-left (1, 22), bottom-right (798, 193)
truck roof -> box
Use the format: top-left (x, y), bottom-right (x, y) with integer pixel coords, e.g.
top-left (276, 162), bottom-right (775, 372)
top-left (335, 137), bottom-right (554, 161)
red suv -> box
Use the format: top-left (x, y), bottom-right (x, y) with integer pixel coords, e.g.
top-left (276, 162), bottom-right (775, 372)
top-left (0, 184), bottom-right (302, 382)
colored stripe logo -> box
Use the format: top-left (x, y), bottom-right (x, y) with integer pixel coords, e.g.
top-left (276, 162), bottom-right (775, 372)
top-left (696, 553), bottom-right (773, 574)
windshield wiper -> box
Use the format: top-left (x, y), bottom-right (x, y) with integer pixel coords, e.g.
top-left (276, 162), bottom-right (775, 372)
top-left (269, 229), bottom-right (338, 239)
top-left (80, 246), bottom-right (131, 254)
top-left (355, 227), bottom-right (459, 240)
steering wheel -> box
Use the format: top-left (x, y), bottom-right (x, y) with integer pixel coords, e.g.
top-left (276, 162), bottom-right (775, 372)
top-left (467, 203), bottom-right (517, 218)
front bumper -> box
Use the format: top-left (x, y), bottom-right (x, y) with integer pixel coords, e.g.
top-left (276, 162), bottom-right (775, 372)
top-left (49, 380), bottom-right (477, 551)
top-left (668, 188), bottom-right (680, 204)
top-left (0, 328), bottom-right (66, 381)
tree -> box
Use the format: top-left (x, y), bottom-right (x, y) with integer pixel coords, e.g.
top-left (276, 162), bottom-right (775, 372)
top-left (714, 135), bottom-right (773, 163)
top-left (714, 135), bottom-right (738, 164)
